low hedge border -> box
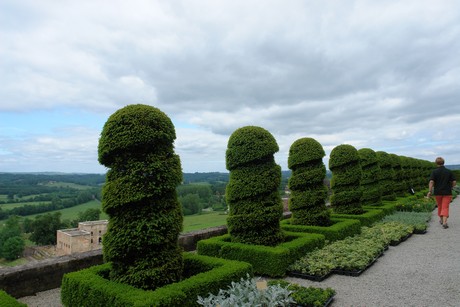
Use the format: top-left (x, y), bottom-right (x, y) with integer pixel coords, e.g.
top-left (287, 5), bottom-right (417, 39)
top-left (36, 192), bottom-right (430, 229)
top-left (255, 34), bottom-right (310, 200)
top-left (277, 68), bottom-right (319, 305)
top-left (61, 253), bottom-right (253, 307)
top-left (280, 218), bottom-right (361, 242)
top-left (364, 200), bottom-right (398, 215)
top-left (331, 209), bottom-right (385, 227)
top-left (196, 231), bottom-right (325, 277)
top-left (0, 290), bottom-right (26, 307)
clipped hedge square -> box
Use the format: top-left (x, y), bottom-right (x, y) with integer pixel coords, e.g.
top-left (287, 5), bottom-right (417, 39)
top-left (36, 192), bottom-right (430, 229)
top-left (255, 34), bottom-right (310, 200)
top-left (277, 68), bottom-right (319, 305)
top-left (61, 252), bottom-right (252, 307)
top-left (0, 290), bottom-right (26, 307)
top-left (364, 200), bottom-right (399, 215)
top-left (331, 208), bottom-right (385, 226)
top-left (197, 231), bottom-right (324, 277)
top-left (280, 218), bottom-right (361, 242)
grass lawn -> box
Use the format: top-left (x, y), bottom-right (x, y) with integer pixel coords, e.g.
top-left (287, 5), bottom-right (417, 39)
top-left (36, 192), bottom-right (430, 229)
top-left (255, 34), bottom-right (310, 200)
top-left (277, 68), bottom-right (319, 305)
top-left (0, 201), bottom-right (52, 210)
top-left (182, 211), bottom-right (227, 233)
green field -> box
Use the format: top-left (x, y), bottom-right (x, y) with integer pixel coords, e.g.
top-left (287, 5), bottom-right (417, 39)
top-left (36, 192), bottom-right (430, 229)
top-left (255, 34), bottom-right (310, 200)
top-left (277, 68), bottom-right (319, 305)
top-left (182, 211), bottom-right (227, 232)
top-left (43, 181), bottom-right (96, 190)
top-left (0, 201), bottom-right (52, 210)
top-left (19, 200), bottom-right (108, 222)
top-left (1, 200), bottom-right (227, 233)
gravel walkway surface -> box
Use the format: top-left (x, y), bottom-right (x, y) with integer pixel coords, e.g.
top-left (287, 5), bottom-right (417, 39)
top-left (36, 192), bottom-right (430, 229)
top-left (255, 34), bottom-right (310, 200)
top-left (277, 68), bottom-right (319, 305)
top-left (19, 196), bottom-right (460, 307)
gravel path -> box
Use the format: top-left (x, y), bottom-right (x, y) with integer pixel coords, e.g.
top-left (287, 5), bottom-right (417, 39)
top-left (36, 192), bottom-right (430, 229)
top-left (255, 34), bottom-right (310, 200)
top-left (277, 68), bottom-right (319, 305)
top-left (19, 196), bottom-right (460, 307)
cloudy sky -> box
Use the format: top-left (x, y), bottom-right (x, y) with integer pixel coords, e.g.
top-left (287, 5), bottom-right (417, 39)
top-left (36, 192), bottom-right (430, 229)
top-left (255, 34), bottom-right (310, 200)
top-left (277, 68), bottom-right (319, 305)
top-left (1, 0), bottom-right (460, 174)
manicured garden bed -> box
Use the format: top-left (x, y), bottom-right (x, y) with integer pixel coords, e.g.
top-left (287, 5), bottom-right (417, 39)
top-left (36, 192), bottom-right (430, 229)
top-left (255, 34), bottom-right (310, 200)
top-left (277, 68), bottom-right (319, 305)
top-left (288, 221), bottom-right (413, 280)
top-left (197, 231), bottom-right (325, 277)
top-left (280, 217), bottom-right (361, 242)
top-left (61, 253), bottom-right (253, 307)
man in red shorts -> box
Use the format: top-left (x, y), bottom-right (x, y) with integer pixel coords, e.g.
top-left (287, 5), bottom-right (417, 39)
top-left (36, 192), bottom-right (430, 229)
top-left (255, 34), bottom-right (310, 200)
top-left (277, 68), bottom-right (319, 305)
top-left (427, 157), bottom-right (457, 229)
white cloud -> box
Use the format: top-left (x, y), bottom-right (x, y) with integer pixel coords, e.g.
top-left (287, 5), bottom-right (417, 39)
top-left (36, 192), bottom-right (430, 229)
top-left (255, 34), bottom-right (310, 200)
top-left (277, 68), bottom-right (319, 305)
top-left (1, 0), bottom-right (460, 172)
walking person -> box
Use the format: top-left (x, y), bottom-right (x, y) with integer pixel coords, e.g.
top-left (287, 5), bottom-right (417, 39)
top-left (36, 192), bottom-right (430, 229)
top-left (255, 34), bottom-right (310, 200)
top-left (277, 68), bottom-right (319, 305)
top-left (427, 157), bottom-right (457, 228)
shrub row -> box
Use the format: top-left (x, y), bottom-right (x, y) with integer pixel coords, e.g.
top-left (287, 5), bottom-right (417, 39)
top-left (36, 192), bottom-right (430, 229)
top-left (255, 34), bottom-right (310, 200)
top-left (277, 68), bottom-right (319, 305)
top-left (61, 253), bottom-right (253, 307)
top-left (197, 232), bottom-right (325, 277)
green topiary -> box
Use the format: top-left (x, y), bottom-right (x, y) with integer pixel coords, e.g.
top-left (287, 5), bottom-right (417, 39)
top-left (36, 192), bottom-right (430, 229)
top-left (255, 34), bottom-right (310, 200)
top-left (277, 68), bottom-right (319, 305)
top-left (225, 126), bottom-right (284, 246)
top-left (376, 151), bottom-right (396, 201)
top-left (358, 148), bottom-right (382, 206)
top-left (329, 144), bottom-right (363, 214)
top-left (389, 153), bottom-right (406, 197)
top-left (288, 137), bottom-right (330, 226)
top-left (98, 104), bottom-right (183, 290)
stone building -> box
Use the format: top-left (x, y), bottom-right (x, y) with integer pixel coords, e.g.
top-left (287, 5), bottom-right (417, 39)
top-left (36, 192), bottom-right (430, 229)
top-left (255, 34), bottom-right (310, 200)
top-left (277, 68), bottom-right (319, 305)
top-left (56, 220), bottom-right (108, 256)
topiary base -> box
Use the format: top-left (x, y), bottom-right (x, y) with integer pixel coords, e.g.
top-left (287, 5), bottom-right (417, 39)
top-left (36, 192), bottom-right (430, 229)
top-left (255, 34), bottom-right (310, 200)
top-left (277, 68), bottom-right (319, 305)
top-left (331, 209), bottom-right (385, 227)
top-left (196, 231), bottom-right (325, 277)
top-left (61, 253), bottom-right (252, 307)
top-left (280, 218), bottom-right (361, 242)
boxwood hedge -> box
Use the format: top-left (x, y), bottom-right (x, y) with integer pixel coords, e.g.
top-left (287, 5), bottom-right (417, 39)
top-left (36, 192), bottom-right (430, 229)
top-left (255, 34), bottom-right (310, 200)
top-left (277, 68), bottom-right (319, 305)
top-left (287, 137), bottom-right (330, 226)
top-left (358, 148), bottom-right (382, 206)
top-left (225, 126), bottom-right (284, 246)
top-left (98, 104), bottom-right (183, 290)
top-left (329, 144), bottom-right (363, 214)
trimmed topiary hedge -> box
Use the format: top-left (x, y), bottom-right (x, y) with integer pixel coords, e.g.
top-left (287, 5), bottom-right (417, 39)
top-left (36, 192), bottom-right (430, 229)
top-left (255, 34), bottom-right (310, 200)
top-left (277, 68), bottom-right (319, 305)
top-left (376, 151), bottom-right (396, 201)
top-left (358, 148), bottom-right (382, 206)
top-left (389, 153), bottom-right (406, 197)
top-left (280, 217), bottom-right (361, 242)
top-left (287, 137), bottom-right (330, 226)
top-left (331, 208), bottom-right (386, 227)
top-left (329, 144), bottom-right (363, 214)
top-left (98, 104), bottom-right (183, 290)
top-left (0, 290), bottom-right (26, 307)
top-left (61, 253), bottom-right (253, 307)
top-left (197, 232), bottom-right (325, 277)
top-left (225, 126), bottom-right (284, 246)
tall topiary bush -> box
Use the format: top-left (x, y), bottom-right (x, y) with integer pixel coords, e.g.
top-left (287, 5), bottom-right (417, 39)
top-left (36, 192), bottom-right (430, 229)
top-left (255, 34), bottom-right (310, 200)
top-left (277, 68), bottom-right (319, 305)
top-left (329, 144), bottom-right (363, 214)
top-left (358, 148), bottom-right (382, 206)
top-left (225, 126), bottom-right (284, 246)
top-left (288, 137), bottom-right (330, 226)
top-left (389, 153), bottom-right (406, 197)
top-left (98, 104), bottom-right (183, 290)
top-left (376, 151), bottom-right (396, 201)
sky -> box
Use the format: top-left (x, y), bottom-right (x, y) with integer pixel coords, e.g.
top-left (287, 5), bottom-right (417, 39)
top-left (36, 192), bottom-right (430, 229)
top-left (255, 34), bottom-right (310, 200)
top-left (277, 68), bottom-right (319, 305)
top-left (1, 0), bottom-right (460, 174)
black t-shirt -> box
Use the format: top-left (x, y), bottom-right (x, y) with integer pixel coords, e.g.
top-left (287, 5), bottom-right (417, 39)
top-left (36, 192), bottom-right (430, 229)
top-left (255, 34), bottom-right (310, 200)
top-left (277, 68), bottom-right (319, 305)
top-left (429, 166), bottom-right (456, 195)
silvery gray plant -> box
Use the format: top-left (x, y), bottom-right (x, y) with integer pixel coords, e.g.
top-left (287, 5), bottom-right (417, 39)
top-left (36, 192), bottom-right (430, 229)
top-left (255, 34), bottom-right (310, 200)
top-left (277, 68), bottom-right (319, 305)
top-left (197, 274), bottom-right (294, 307)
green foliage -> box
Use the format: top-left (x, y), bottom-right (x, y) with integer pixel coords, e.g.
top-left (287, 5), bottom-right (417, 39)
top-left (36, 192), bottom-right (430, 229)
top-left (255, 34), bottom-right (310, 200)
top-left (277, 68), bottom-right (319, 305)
top-left (61, 253), bottom-right (253, 307)
top-left (0, 290), bottom-right (26, 307)
top-left (331, 208), bottom-right (385, 227)
top-left (395, 197), bottom-right (436, 212)
top-left (288, 138), bottom-right (330, 226)
top-left (289, 221), bottom-right (412, 276)
top-left (268, 280), bottom-right (336, 307)
top-left (2, 236), bottom-right (25, 260)
top-left (358, 148), bottom-right (382, 206)
top-left (30, 212), bottom-right (65, 245)
top-left (180, 194), bottom-right (202, 215)
top-left (98, 104), bottom-right (183, 290)
top-left (389, 154), bottom-right (406, 197)
top-left (225, 126), bottom-right (284, 246)
top-left (376, 151), bottom-right (396, 201)
top-left (197, 232), bottom-right (325, 277)
top-left (281, 217), bottom-right (361, 242)
top-left (197, 274), bottom-right (295, 307)
top-left (329, 144), bottom-right (363, 214)
top-left (225, 126), bottom-right (279, 170)
top-left (382, 211), bottom-right (431, 232)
